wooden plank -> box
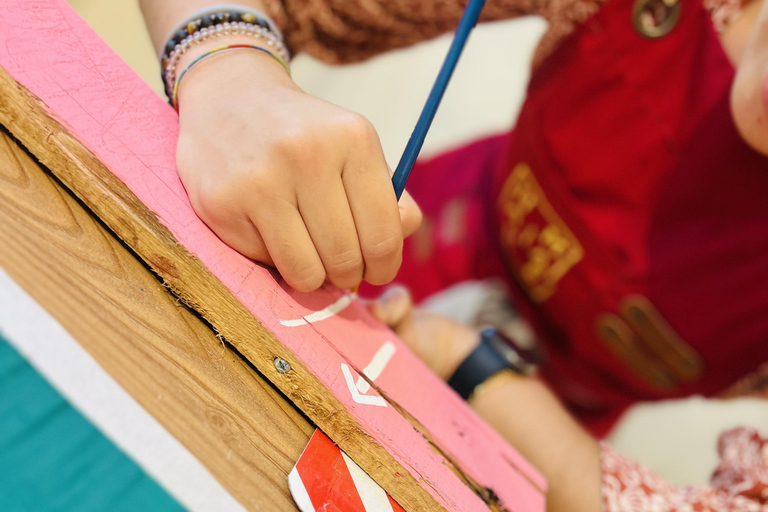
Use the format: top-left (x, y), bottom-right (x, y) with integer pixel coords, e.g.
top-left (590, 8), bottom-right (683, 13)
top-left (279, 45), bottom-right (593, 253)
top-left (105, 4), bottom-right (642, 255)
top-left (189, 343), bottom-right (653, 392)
top-left (0, 130), bottom-right (311, 512)
top-left (0, 2), bottom-right (546, 511)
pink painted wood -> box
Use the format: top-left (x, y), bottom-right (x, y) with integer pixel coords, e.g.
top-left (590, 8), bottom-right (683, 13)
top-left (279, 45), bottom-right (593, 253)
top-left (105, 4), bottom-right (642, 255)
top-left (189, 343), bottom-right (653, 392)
top-left (0, 2), bottom-right (546, 511)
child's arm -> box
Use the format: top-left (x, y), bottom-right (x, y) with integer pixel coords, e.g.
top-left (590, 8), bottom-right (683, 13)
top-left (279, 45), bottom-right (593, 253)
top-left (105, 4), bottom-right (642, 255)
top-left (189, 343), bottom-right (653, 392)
top-left (371, 287), bottom-right (768, 512)
top-left (370, 287), bottom-right (602, 512)
top-left (139, 0), bottom-right (422, 292)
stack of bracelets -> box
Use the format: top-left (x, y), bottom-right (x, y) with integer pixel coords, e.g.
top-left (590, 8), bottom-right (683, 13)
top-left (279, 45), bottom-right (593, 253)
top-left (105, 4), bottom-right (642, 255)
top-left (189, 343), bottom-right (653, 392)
top-left (160, 5), bottom-right (291, 110)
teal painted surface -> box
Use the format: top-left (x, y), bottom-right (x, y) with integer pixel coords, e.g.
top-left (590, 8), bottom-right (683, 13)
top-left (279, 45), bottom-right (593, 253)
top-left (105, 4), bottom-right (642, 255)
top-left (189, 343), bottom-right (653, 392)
top-left (0, 335), bottom-right (186, 512)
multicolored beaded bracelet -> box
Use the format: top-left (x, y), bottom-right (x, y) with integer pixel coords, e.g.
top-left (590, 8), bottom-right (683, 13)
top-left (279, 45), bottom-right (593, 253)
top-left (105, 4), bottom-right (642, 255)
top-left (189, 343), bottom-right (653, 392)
top-left (162, 21), bottom-right (289, 98)
top-left (160, 7), bottom-right (288, 99)
top-left (171, 44), bottom-right (291, 111)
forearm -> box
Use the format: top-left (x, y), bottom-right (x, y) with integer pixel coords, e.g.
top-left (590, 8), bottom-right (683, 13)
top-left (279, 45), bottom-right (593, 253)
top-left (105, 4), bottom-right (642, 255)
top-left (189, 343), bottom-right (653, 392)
top-left (469, 373), bottom-right (602, 512)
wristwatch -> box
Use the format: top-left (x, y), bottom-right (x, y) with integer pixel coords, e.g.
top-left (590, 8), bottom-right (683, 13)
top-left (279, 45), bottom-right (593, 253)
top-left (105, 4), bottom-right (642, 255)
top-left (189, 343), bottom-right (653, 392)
top-left (448, 327), bottom-right (539, 400)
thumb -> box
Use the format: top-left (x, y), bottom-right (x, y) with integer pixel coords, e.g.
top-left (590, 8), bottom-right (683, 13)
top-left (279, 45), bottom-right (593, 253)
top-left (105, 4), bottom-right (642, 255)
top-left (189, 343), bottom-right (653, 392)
top-left (398, 189), bottom-right (423, 238)
top-left (369, 285), bottom-right (413, 328)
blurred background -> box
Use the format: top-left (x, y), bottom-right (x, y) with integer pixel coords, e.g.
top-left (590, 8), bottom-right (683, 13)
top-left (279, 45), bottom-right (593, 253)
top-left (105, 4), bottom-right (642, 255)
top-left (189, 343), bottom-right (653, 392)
top-left (60, 0), bottom-right (768, 494)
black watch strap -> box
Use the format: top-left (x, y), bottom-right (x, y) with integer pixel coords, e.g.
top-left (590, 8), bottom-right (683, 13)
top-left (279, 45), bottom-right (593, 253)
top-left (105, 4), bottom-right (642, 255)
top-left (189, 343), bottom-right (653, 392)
top-left (448, 328), bottom-right (518, 400)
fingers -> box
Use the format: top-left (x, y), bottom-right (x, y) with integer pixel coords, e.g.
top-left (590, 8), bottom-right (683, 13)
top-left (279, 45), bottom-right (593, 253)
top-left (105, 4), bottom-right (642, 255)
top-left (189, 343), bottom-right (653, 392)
top-left (343, 118), bottom-right (404, 286)
top-left (369, 285), bottom-right (414, 327)
top-left (180, 101), bottom-right (420, 293)
top-left (211, 217), bottom-right (275, 267)
top-left (249, 198), bottom-right (326, 292)
top-left (297, 173), bottom-right (364, 289)
top-left (184, 180), bottom-right (275, 267)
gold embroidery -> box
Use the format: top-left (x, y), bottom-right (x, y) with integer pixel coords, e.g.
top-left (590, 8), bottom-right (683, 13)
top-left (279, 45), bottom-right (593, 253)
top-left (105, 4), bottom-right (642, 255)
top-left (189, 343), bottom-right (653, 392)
top-left (594, 296), bottom-right (705, 390)
top-left (498, 163), bottom-right (584, 302)
top-left (618, 295), bottom-right (704, 383)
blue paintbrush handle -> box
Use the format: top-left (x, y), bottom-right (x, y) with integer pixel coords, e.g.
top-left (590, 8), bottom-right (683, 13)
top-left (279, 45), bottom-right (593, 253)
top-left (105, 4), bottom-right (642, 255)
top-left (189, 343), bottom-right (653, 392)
top-left (391, 0), bottom-right (487, 200)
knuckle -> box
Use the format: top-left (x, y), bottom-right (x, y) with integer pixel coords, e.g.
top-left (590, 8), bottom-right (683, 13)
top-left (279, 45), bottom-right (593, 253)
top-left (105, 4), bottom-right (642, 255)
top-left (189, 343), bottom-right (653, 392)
top-left (344, 113), bottom-right (378, 142)
top-left (291, 267), bottom-right (326, 292)
top-left (272, 130), bottom-right (309, 156)
top-left (193, 183), bottom-right (236, 224)
top-left (362, 234), bottom-right (402, 263)
top-left (282, 255), bottom-right (326, 292)
top-left (325, 249), bottom-right (364, 281)
top-left (362, 234), bottom-right (402, 285)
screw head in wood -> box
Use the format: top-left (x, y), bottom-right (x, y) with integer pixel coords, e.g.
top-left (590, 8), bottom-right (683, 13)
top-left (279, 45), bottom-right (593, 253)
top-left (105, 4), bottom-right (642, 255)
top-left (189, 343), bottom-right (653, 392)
top-left (273, 357), bottom-right (291, 373)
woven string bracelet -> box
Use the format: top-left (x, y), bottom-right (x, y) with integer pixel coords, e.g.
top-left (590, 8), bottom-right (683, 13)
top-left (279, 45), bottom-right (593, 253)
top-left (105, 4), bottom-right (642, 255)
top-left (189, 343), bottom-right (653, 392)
top-left (171, 44), bottom-right (291, 111)
top-left (162, 22), bottom-right (289, 98)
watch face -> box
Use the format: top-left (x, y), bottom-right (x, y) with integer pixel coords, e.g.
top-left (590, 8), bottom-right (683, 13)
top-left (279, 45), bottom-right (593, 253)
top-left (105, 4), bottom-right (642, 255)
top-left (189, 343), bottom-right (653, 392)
top-left (485, 328), bottom-right (541, 374)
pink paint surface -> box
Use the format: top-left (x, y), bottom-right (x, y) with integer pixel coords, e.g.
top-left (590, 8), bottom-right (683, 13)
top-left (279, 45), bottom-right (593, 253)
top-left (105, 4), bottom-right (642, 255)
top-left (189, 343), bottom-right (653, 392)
top-left (0, 2), bottom-right (545, 511)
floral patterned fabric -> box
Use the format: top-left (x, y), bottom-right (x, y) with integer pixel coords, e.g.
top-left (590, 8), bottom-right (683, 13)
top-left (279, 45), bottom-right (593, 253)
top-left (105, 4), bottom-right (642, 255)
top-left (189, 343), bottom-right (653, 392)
top-left (602, 427), bottom-right (768, 511)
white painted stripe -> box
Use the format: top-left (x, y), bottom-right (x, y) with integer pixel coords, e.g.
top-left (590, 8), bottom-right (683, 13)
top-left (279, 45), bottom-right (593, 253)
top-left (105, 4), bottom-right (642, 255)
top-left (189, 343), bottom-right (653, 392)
top-left (341, 452), bottom-right (395, 512)
top-left (0, 270), bottom-right (247, 512)
top-left (340, 363), bottom-right (387, 407)
top-left (279, 294), bottom-right (353, 327)
top-left (280, 318), bottom-right (309, 327)
top-left (356, 341), bottom-right (396, 393)
top-left (288, 468), bottom-right (316, 512)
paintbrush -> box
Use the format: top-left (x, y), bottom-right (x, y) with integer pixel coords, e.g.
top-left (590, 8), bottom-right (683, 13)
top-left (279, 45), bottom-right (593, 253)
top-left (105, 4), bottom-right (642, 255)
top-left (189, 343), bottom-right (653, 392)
top-left (391, 0), bottom-right (487, 200)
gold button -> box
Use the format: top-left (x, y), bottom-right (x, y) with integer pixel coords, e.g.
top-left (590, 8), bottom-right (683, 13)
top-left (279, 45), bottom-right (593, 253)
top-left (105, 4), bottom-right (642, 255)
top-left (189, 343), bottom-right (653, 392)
top-left (633, 0), bottom-right (681, 38)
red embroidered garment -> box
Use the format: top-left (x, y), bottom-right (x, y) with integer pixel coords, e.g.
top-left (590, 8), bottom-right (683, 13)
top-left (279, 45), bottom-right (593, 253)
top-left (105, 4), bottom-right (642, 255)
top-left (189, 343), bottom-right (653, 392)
top-left (385, 0), bottom-right (768, 437)
top-left (602, 428), bottom-right (768, 511)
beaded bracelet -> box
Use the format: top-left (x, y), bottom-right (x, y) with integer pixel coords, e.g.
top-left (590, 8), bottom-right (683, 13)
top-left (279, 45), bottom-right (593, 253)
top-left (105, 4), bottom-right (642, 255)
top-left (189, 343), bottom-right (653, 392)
top-left (171, 44), bottom-right (291, 111)
top-left (160, 7), bottom-right (288, 99)
top-left (161, 5), bottom-right (283, 55)
top-left (162, 21), bottom-right (289, 98)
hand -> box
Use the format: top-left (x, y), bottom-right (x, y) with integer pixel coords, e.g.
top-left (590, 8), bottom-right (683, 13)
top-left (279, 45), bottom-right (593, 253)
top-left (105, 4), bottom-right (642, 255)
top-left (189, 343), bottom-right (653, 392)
top-left (730, 0), bottom-right (768, 154)
top-left (175, 43), bottom-right (422, 292)
top-left (369, 286), bottom-right (479, 379)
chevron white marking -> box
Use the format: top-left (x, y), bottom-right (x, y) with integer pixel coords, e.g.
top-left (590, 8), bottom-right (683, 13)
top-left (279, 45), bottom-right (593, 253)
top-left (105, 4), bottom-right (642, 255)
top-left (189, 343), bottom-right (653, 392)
top-left (289, 430), bottom-right (406, 512)
top-left (288, 467), bottom-right (316, 512)
top-left (356, 341), bottom-right (396, 394)
top-left (341, 452), bottom-right (395, 512)
top-left (341, 363), bottom-right (387, 407)
top-left (279, 294), bottom-right (353, 327)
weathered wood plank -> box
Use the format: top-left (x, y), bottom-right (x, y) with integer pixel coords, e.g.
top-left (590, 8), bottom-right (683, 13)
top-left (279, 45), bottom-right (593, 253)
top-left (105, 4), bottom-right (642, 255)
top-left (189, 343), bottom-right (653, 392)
top-left (0, 130), bottom-right (311, 512)
top-left (0, 2), bottom-right (545, 511)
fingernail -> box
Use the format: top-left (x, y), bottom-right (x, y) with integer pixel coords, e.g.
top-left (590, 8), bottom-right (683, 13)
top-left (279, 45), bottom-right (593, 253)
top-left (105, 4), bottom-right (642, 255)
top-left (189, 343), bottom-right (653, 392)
top-left (380, 285), bottom-right (406, 304)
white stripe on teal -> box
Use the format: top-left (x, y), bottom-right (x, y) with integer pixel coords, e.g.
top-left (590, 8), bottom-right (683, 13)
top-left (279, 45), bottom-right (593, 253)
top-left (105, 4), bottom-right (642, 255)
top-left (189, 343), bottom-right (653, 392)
top-left (0, 269), bottom-right (246, 512)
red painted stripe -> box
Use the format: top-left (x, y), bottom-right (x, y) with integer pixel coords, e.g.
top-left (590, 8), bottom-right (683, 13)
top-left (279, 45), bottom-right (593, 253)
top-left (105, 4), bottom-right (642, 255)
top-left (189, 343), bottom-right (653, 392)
top-left (295, 431), bottom-right (367, 512)
top-left (388, 495), bottom-right (407, 512)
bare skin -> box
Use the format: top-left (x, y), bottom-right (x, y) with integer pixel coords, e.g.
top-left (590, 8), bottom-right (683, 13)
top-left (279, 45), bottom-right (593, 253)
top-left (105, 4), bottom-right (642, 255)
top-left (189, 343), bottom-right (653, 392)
top-left (139, 0), bottom-right (768, 293)
top-left (369, 286), bottom-right (602, 512)
top-left (730, 0), bottom-right (768, 154)
top-left (138, 2), bottom-right (768, 508)
top-left (139, 0), bottom-right (422, 293)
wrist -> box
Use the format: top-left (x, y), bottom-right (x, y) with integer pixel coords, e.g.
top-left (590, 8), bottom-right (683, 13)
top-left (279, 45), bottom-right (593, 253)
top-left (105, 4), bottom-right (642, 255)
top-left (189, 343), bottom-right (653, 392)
top-left (176, 34), bottom-right (291, 83)
top-left (175, 38), bottom-right (296, 112)
top-left (467, 368), bottom-right (522, 406)
top-left (447, 327), bottom-right (538, 400)
top-left (159, 9), bottom-right (291, 105)
top-left (443, 325), bottom-right (481, 379)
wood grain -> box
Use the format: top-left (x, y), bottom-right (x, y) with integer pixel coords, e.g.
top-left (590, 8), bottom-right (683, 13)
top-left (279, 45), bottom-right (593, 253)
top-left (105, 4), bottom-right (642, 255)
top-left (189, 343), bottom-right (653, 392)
top-left (0, 2), bottom-right (545, 511)
top-left (0, 130), bottom-right (311, 512)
